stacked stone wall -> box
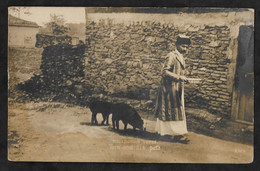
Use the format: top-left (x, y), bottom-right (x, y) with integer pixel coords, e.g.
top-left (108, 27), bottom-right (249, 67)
top-left (84, 20), bottom-right (233, 116)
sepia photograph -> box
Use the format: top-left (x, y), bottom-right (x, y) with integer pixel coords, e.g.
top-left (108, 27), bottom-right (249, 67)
top-left (8, 7), bottom-right (254, 163)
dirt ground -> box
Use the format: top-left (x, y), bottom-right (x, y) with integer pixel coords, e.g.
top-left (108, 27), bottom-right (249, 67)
top-left (8, 99), bottom-right (253, 163)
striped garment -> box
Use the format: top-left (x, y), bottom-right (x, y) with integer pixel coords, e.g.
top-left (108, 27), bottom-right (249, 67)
top-left (154, 49), bottom-right (188, 135)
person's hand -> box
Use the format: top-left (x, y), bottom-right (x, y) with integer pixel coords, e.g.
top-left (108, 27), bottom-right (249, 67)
top-left (184, 79), bottom-right (190, 84)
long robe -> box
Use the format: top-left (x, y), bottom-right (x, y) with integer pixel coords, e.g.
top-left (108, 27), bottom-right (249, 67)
top-left (154, 49), bottom-right (188, 135)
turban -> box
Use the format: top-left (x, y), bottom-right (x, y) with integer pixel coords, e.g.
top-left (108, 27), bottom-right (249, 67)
top-left (176, 35), bottom-right (191, 45)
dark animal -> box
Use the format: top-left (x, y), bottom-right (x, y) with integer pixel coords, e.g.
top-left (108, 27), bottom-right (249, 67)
top-left (112, 103), bottom-right (144, 131)
top-left (89, 101), bottom-right (114, 125)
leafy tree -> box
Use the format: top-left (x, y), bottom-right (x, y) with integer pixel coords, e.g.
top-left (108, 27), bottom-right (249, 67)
top-left (44, 14), bottom-right (70, 35)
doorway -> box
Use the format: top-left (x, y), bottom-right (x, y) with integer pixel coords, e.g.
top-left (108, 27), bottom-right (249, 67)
top-left (232, 25), bottom-right (254, 123)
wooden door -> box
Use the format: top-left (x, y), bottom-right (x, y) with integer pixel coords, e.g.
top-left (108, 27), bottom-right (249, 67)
top-left (232, 25), bottom-right (254, 123)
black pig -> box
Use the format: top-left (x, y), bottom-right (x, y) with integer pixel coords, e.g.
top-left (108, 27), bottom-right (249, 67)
top-left (89, 101), bottom-right (114, 125)
top-left (112, 103), bottom-right (144, 131)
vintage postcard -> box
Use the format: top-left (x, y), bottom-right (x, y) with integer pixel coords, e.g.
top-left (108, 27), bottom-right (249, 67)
top-left (8, 7), bottom-right (254, 163)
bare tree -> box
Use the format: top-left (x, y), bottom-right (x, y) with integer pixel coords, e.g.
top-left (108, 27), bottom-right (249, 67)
top-left (43, 14), bottom-right (70, 35)
top-left (9, 7), bottom-right (31, 18)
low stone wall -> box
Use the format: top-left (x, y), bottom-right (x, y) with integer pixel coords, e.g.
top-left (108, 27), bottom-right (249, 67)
top-left (84, 20), bottom-right (233, 116)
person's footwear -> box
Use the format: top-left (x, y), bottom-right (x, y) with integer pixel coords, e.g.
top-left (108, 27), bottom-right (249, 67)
top-left (173, 135), bottom-right (190, 144)
top-left (179, 137), bottom-right (190, 144)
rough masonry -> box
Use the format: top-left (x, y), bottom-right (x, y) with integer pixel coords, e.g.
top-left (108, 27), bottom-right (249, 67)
top-left (84, 19), bottom-right (232, 116)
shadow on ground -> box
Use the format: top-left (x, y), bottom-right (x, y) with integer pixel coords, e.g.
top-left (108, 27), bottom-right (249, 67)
top-left (139, 110), bottom-right (253, 145)
top-left (186, 114), bottom-right (253, 145)
top-left (106, 127), bottom-right (190, 144)
top-left (80, 122), bottom-right (109, 126)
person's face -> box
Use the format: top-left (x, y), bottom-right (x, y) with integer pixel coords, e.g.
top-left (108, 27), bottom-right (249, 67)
top-left (167, 43), bottom-right (175, 51)
top-left (177, 44), bottom-right (189, 54)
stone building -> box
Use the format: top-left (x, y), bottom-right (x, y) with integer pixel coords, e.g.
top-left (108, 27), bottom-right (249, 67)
top-left (84, 8), bottom-right (254, 123)
top-left (8, 14), bottom-right (40, 48)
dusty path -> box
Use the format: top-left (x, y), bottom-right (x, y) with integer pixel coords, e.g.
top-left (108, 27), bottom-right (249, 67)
top-left (8, 101), bottom-right (253, 163)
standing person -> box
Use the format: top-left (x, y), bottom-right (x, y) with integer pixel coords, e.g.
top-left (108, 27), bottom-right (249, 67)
top-left (154, 35), bottom-right (191, 143)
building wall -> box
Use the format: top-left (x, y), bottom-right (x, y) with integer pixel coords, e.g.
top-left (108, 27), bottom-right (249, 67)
top-left (84, 10), bottom-right (253, 117)
top-left (9, 26), bottom-right (39, 48)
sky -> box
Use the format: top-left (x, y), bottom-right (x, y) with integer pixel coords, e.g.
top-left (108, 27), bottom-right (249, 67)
top-left (9, 7), bottom-right (86, 26)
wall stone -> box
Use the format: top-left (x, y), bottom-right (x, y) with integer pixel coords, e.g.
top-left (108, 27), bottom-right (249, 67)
top-left (84, 19), bottom-right (233, 116)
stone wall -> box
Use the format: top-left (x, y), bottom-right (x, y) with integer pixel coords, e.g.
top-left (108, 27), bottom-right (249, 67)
top-left (84, 19), bottom-right (233, 116)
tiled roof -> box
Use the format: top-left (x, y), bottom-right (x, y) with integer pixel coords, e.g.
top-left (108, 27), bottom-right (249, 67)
top-left (8, 14), bottom-right (39, 27)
